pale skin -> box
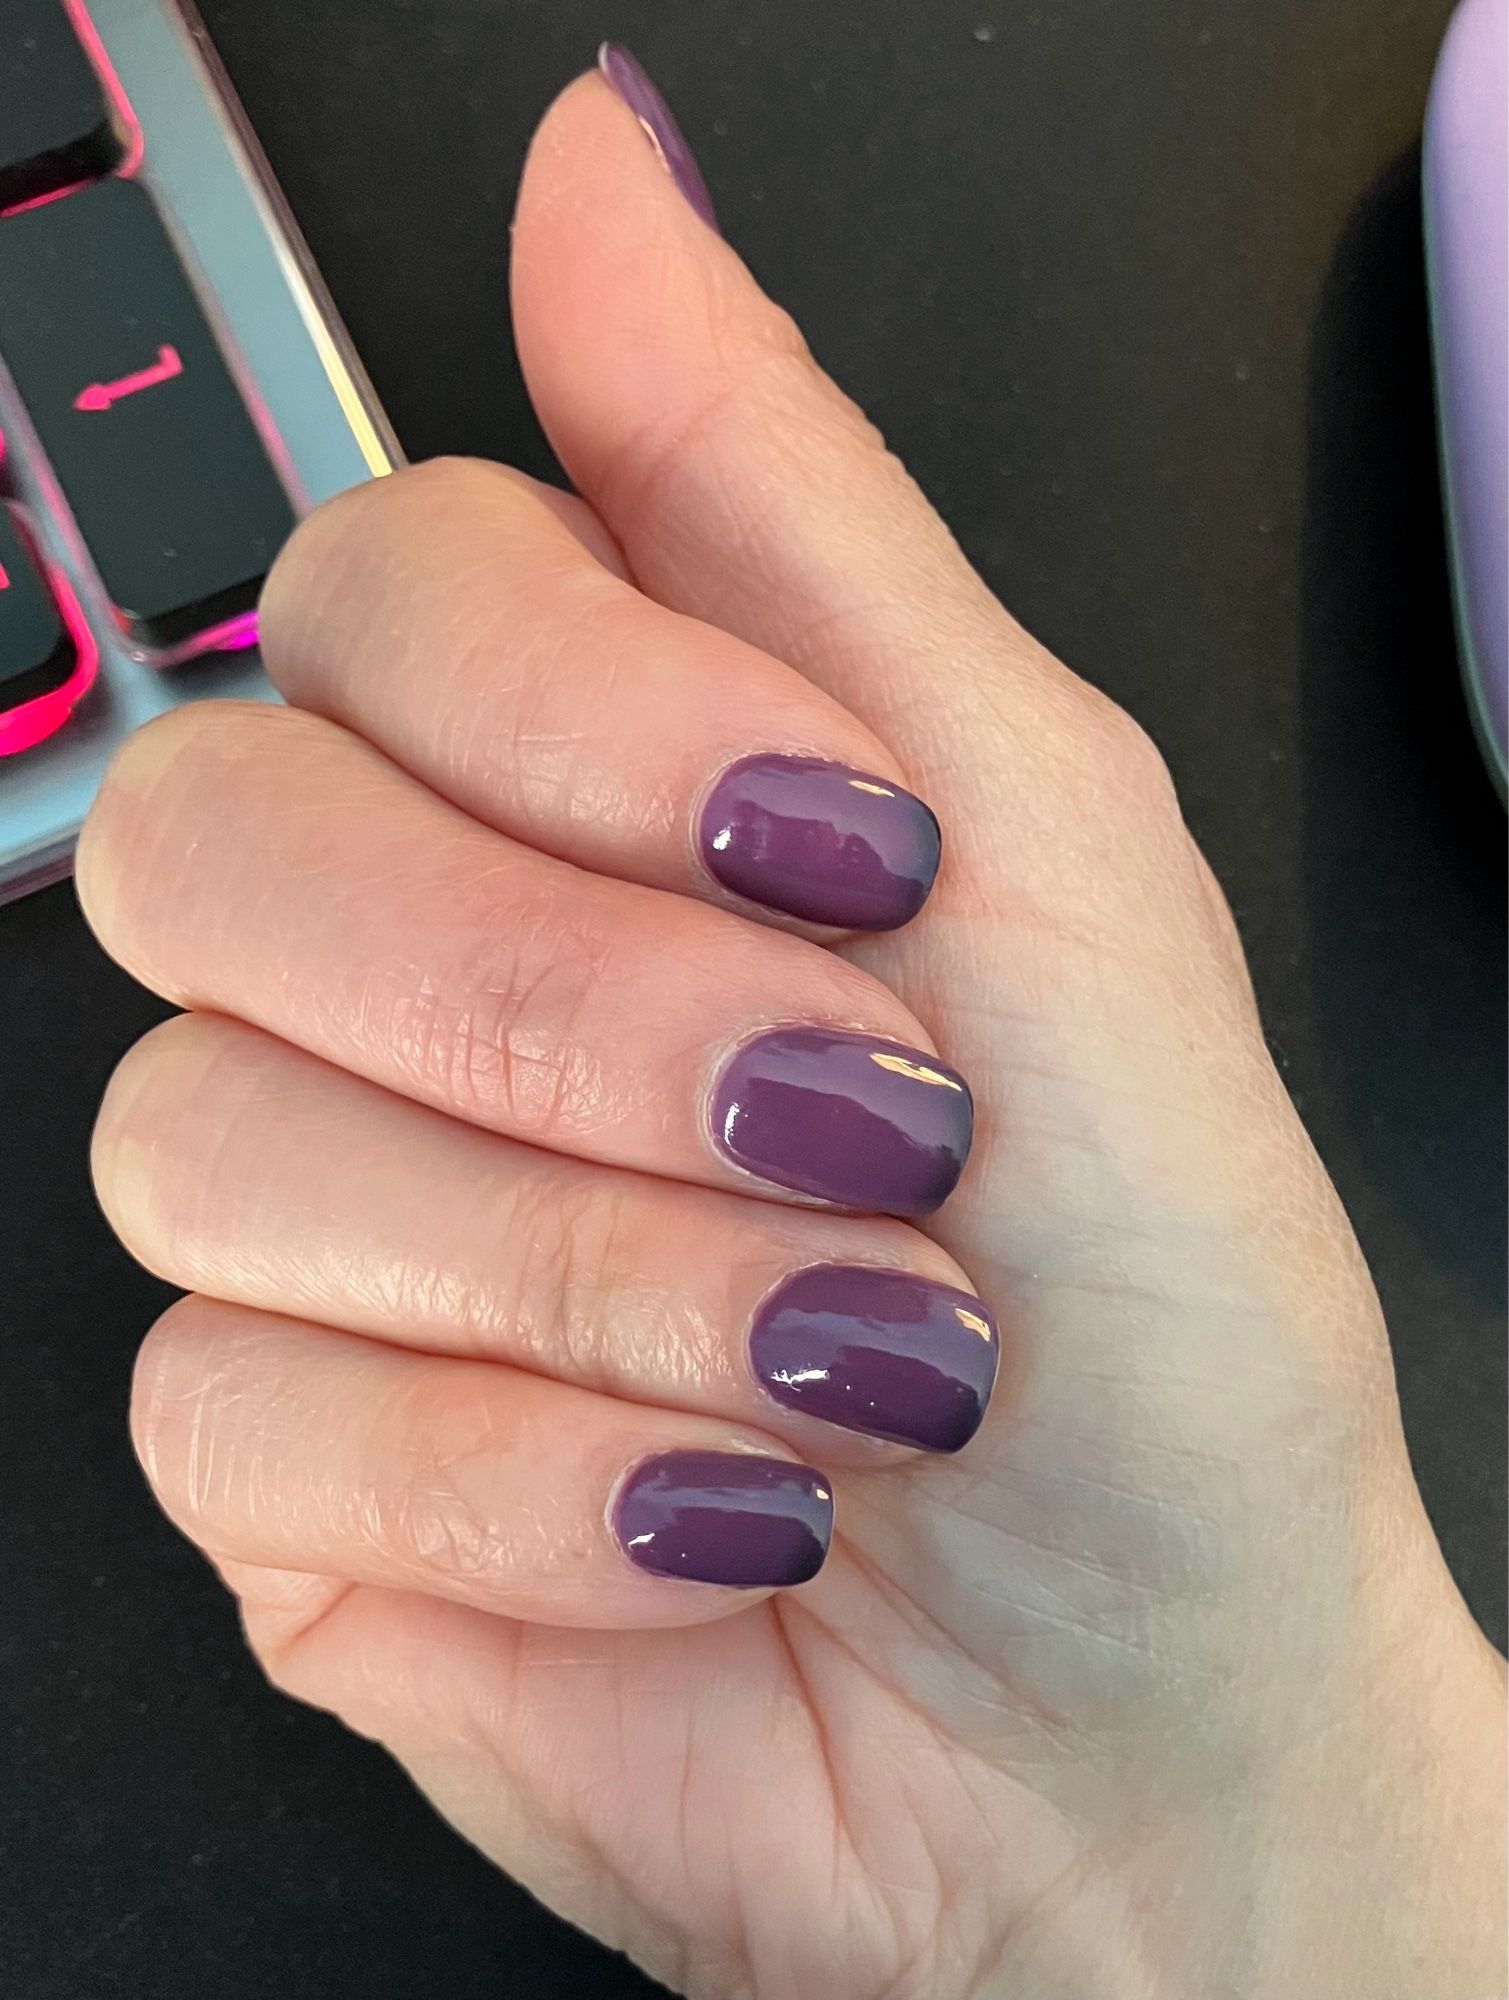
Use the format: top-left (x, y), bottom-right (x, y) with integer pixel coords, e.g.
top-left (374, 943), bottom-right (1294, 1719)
top-left (78, 71), bottom-right (1502, 2000)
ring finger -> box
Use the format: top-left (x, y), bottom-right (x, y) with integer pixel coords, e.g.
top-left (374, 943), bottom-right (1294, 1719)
top-left (96, 1014), bottom-right (1001, 1462)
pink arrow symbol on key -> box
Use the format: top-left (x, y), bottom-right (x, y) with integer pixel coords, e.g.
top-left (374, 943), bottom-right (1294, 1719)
top-left (73, 344), bottom-right (183, 413)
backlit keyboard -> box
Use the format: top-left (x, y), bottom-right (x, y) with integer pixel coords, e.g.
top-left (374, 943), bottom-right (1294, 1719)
top-left (0, 0), bottom-right (399, 907)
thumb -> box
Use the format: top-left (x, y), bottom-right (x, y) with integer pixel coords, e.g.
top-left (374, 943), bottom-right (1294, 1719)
top-left (510, 54), bottom-right (1074, 745)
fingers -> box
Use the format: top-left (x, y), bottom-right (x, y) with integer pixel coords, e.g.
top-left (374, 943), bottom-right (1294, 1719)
top-left (132, 1296), bottom-right (834, 1623)
top-left (76, 700), bottom-right (973, 1216)
top-left (259, 457), bottom-right (942, 936)
top-left (95, 1015), bottom-right (1001, 1461)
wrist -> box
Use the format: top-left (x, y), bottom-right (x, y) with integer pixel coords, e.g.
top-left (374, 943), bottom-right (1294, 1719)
top-left (1258, 1531), bottom-right (1505, 2000)
top-left (970, 1515), bottom-right (1504, 2000)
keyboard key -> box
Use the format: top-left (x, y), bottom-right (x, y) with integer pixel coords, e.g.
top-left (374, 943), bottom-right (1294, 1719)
top-left (0, 176), bottom-right (295, 647)
top-left (0, 2), bottom-right (124, 212)
top-left (0, 506), bottom-right (78, 711)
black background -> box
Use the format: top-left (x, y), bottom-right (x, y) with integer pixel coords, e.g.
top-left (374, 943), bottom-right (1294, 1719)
top-left (2, 3), bottom-right (1503, 1996)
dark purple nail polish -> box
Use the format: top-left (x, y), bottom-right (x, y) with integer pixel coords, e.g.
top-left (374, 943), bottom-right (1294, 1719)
top-left (711, 1028), bottom-right (974, 1216)
top-left (699, 755), bottom-right (942, 931)
top-left (614, 1450), bottom-right (832, 1587)
top-left (751, 1266), bottom-right (999, 1453)
top-left (598, 43), bottom-right (720, 233)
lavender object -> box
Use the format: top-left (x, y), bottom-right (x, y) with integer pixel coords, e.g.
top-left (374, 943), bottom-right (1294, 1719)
top-left (1425, 0), bottom-right (1508, 791)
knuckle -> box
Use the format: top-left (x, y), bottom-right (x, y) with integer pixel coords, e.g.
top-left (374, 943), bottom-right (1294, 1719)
top-left (262, 459), bottom-right (495, 638)
top-left (261, 457), bottom-right (579, 694)
top-left (1063, 683), bottom-right (1181, 815)
top-left (380, 1373), bottom-right (515, 1591)
top-left (718, 282), bottom-right (812, 373)
top-left (89, 696), bottom-right (225, 812)
top-left (258, 483), bottom-right (368, 641)
top-left (601, 283), bottom-right (881, 524)
top-left (501, 1168), bottom-right (641, 1390)
top-left (396, 453), bottom-right (509, 506)
top-left (395, 888), bottom-right (611, 1146)
top-left (462, 587), bottom-right (630, 834)
top-left (94, 695), bottom-right (298, 816)
top-left (95, 1009), bottom-right (222, 1123)
top-left (710, 284), bottom-right (897, 467)
top-left (338, 456), bottom-right (532, 549)
top-left (362, 455), bottom-right (525, 557)
top-left (127, 1316), bottom-right (176, 1502)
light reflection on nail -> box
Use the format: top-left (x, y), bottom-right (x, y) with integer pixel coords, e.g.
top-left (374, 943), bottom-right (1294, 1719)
top-left (954, 1308), bottom-right (994, 1341)
top-left (868, 1052), bottom-right (967, 1090)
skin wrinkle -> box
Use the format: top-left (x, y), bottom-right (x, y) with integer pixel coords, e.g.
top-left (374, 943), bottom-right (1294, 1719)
top-left (820, 1532), bottom-right (1093, 1769)
top-left (444, 575), bottom-right (620, 831)
top-left (777, 1588), bottom-right (1077, 1997)
top-left (591, 313), bottom-right (819, 554)
top-left (512, 1168), bottom-right (617, 1384)
top-left (370, 881), bottom-right (608, 1142)
top-left (378, 1376), bottom-right (523, 1589)
top-left (498, 1632), bottom-right (746, 1982)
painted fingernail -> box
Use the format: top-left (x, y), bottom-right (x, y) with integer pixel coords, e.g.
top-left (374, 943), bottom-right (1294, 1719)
top-left (751, 1266), bottom-right (999, 1453)
top-left (598, 43), bottom-right (720, 233)
top-left (711, 1028), bottom-right (974, 1216)
top-left (614, 1450), bottom-right (833, 1587)
top-left (699, 755), bottom-right (942, 931)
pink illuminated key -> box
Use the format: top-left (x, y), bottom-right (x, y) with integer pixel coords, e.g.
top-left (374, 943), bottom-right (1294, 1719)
top-left (0, 508), bottom-right (97, 753)
top-left (0, 178), bottom-right (295, 649)
top-left (0, 1), bottom-right (127, 213)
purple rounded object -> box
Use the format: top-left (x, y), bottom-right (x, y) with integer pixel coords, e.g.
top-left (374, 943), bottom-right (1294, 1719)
top-left (699, 754), bottom-right (942, 931)
top-left (711, 1027), bottom-right (975, 1216)
top-left (750, 1265), bottom-right (1001, 1452)
top-left (613, 1451), bottom-right (832, 1587)
top-left (1425, 0), bottom-right (1508, 791)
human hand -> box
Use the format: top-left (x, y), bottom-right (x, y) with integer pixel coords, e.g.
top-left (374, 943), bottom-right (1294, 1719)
top-left (79, 55), bottom-right (1504, 2000)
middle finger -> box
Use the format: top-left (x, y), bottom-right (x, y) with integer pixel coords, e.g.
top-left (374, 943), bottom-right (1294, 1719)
top-left (77, 699), bottom-right (974, 1216)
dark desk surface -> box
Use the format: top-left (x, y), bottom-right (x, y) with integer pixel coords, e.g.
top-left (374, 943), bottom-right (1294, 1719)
top-left (3, 3), bottom-right (1503, 1995)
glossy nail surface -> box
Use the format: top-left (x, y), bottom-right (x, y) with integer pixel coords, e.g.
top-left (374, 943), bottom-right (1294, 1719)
top-left (614, 1451), bottom-right (832, 1587)
top-left (711, 1028), bottom-right (973, 1215)
top-left (598, 42), bottom-right (720, 232)
top-left (751, 1266), bottom-right (1000, 1452)
top-left (699, 755), bottom-right (941, 930)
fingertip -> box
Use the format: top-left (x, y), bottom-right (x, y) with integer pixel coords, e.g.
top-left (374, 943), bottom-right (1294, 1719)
top-left (75, 702), bottom-right (218, 973)
top-left (128, 1294), bottom-right (198, 1499)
